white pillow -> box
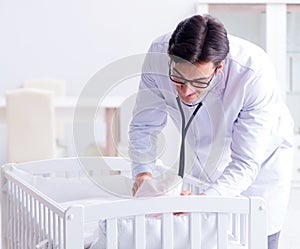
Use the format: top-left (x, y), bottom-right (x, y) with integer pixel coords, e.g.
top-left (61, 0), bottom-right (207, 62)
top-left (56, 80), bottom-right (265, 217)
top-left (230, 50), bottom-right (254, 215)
top-left (90, 213), bottom-right (218, 249)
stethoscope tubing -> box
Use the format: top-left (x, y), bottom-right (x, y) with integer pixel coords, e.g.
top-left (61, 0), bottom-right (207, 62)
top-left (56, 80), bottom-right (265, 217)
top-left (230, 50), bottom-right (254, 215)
top-left (176, 96), bottom-right (203, 178)
top-left (175, 69), bottom-right (224, 178)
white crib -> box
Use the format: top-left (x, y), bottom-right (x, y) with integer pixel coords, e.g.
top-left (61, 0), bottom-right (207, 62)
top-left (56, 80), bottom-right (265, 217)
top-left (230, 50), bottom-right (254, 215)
top-left (1, 157), bottom-right (267, 249)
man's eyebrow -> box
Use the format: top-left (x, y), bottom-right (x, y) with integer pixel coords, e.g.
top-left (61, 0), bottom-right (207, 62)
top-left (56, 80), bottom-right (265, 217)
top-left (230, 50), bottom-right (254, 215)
top-left (172, 66), bottom-right (211, 80)
top-left (172, 67), bottom-right (185, 78)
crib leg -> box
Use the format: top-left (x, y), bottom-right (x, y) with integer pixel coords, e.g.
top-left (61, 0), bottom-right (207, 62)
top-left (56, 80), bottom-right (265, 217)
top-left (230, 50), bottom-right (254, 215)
top-left (65, 207), bottom-right (84, 249)
top-left (248, 197), bottom-right (267, 249)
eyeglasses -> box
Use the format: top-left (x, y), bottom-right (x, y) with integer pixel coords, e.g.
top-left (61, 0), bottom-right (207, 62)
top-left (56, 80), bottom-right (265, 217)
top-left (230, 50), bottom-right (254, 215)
top-left (169, 61), bottom-right (218, 89)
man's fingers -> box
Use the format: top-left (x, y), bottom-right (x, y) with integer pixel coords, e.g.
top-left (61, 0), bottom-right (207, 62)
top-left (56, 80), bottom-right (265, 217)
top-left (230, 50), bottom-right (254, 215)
top-left (180, 190), bottom-right (192, 196)
top-left (132, 172), bottom-right (152, 196)
top-left (132, 181), bottom-right (141, 196)
top-left (132, 179), bottom-right (144, 196)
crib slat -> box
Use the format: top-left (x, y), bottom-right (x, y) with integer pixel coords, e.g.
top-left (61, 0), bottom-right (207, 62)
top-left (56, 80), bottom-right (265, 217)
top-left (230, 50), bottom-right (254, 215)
top-left (35, 199), bottom-right (40, 248)
top-left (240, 214), bottom-right (247, 246)
top-left (162, 213), bottom-right (173, 249)
top-left (27, 193), bottom-right (31, 249)
top-left (16, 184), bottom-right (20, 249)
top-left (13, 183), bottom-right (17, 249)
top-left (48, 209), bottom-right (52, 249)
top-left (43, 205), bottom-right (48, 248)
top-left (190, 213), bottom-right (202, 249)
top-left (134, 215), bottom-right (146, 249)
top-left (232, 213), bottom-right (240, 241)
top-left (217, 213), bottom-right (228, 249)
top-left (53, 212), bottom-right (57, 248)
top-left (58, 217), bottom-right (63, 249)
top-left (31, 197), bottom-right (38, 248)
top-left (24, 190), bottom-right (28, 249)
top-left (8, 181), bottom-right (13, 249)
top-left (107, 218), bottom-right (118, 249)
top-left (16, 186), bottom-right (20, 249)
top-left (10, 183), bottom-right (14, 249)
top-left (17, 187), bottom-right (26, 248)
top-left (28, 195), bottom-right (35, 248)
top-left (20, 189), bottom-right (23, 249)
top-left (39, 202), bottom-right (43, 242)
top-left (25, 191), bottom-right (29, 249)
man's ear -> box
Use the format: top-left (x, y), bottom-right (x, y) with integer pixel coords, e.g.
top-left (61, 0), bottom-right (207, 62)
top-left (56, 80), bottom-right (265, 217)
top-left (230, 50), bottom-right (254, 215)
top-left (216, 60), bottom-right (225, 75)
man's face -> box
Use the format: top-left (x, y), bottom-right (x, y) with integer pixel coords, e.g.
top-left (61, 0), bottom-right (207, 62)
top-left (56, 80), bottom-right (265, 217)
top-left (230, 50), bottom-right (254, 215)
top-left (169, 61), bottom-right (218, 104)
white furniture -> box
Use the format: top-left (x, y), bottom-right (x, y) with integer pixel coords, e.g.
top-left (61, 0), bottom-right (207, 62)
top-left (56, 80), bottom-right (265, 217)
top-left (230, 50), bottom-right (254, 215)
top-left (23, 78), bottom-right (66, 97)
top-left (196, 1), bottom-right (292, 95)
top-left (0, 96), bottom-right (124, 157)
top-left (291, 133), bottom-right (300, 187)
top-left (5, 88), bottom-right (56, 163)
top-left (1, 157), bottom-right (267, 249)
top-left (196, 1), bottom-right (300, 128)
top-left (23, 78), bottom-right (68, 156)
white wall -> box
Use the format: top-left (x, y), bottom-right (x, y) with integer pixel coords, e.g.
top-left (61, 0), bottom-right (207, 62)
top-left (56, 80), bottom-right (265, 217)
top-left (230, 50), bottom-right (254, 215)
top-left (0, 0), bottom-right (198, 165)
top-left (1, 1), bottom-right (299, 165)
top-left (0, 0), bottom-right (198, 96)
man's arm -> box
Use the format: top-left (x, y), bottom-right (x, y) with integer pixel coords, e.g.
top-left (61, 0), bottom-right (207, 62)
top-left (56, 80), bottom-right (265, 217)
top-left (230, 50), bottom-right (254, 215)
top-left (129, 47), bottom-right (170, 193)
top-left (205, 65), bottom-right (284, 197)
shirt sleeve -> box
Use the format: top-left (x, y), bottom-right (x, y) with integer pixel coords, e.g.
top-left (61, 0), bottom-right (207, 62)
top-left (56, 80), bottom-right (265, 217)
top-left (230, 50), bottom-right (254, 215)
top-left (204, 64), bottom-right (284, 197)
top-left (129, 45), bottom-right (169, 178)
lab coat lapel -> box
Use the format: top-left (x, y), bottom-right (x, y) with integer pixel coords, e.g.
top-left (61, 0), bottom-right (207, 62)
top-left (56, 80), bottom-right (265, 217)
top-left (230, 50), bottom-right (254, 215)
top-left (200, 90), bottom-right (228, 180)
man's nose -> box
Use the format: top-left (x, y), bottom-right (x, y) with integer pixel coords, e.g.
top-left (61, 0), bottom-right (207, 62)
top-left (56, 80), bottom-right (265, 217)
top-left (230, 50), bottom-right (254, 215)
top-left (180, 83), bottom-right (191, 94)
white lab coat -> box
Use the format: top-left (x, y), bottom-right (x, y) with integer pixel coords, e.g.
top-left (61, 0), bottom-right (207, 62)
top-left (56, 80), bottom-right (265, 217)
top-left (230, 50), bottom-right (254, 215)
top-left (129, 34), bottom-right (294, 235)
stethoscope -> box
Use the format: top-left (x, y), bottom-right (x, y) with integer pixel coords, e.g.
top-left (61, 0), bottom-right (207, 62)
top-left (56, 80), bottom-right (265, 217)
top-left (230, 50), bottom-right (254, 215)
top-left (176, 69), bottom-right (223, 178)
top-left (176, 96), bottom-right (202, 178)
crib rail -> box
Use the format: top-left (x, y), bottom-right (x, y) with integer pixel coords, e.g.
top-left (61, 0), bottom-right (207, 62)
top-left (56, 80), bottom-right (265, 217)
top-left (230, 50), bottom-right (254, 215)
top-left (183, 175), bottom-right (251, 246)
top-left (84, 195), bottom-right (267, 249)
top-left (1, 159), bottom-right (267, 249)
top-left (1, 165), bottom-right (83, 249)
top-left (11, 157), bottom-right (132, 178)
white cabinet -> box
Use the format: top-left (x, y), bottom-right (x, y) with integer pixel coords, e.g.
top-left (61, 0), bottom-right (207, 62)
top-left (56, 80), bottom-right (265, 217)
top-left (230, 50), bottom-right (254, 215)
top-left (286, 5), bottom-right (300, 131)
top-left (198, 2), bottom-right (288, 95)
top-left (199, 1), bottom-right (300, 187)
top-left (292, 134), bottom-right (300, 186)
top-left (198, 1), bottom-right (300, 131)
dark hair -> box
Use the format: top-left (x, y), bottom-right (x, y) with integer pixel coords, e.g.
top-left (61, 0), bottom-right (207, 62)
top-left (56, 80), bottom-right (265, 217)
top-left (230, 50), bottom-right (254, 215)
top-left (168, 15), bottom-right (229, 67)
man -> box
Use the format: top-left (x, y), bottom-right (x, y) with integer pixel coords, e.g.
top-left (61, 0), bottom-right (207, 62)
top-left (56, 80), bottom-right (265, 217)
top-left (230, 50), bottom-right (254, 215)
top-left (129, 14), bottom-right (294, 249)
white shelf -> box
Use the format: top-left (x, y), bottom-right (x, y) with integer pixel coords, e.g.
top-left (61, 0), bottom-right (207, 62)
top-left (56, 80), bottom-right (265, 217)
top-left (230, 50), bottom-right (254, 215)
top-left (286, 92), bottom-right (300, 95)
top-left (292, 134), bottom-right (300, 185)
top-left (209, 4), bottom-right (265, 13)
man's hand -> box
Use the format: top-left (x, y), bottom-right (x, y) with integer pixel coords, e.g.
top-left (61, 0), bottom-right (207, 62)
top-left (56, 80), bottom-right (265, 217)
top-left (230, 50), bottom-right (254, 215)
top-left (173, 190), bottom-right (193, 215)
top-left (174, 190), bottom-right (206, 215)
top-left (180, 190), bottom-right (206, 196)
top-left (132, 172), bottom-right (152, 196)
top-left (180, 190), bottom-right (192, 196)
